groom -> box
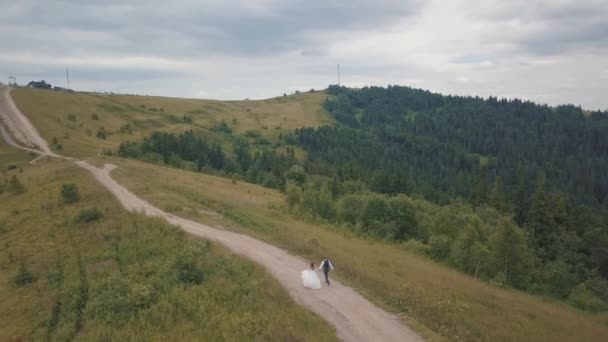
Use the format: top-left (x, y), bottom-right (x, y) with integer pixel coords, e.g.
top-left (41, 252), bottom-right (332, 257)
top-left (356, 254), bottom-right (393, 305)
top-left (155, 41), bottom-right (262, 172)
top-left (318, 257), bottom-right (334, 286)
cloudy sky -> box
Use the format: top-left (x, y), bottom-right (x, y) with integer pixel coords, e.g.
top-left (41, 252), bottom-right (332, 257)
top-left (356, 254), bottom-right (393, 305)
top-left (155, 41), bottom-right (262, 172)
top-left (1, 0), bottom-right (607, 109)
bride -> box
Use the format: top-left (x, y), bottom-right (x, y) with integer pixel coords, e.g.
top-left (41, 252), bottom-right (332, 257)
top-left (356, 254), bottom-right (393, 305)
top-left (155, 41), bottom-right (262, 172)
top-left (301, 262), bottom-right (322, 289)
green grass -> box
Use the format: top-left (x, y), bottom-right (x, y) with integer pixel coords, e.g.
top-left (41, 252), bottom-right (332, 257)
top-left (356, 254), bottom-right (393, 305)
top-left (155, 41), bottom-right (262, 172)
top-left (0, 145), bottom-right (336, 341)
top-left (110, 158), bottom-right (608, 342)
top-left (12, 87), bottom-right (608, 341)
top-left (11, 88), bottom-right (331, 158)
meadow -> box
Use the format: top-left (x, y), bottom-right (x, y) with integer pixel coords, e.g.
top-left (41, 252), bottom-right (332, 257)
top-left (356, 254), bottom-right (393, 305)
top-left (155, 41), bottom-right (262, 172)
top-left (10, 87), bottom-right (608, 341)
top-left (11, 88), bottom-right (331, 158)
top-left (0, 144), bottom-right (336, 341)
top-left (111, 158), bottom-right (608, 341)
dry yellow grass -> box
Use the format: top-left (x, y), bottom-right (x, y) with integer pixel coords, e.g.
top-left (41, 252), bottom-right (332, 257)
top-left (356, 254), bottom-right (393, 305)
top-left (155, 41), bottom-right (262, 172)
top-left (110, 158), bottom-right (608, 342)
top-left (11, 88), bottom-right (331, 158)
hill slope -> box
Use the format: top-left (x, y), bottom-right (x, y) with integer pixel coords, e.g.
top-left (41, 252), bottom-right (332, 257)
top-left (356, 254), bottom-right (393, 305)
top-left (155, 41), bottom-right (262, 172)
top-left (0, 144), bottom-right (337, 341)
top-left (10, 88), bottom-right (331, 157)
top-left (7, 85), bottom-right (608, 341)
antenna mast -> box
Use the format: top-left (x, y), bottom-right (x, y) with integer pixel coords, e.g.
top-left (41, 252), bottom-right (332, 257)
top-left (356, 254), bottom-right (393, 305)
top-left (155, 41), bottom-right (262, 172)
top-left (67, 67), bottom-right (70, 89)
top-left (337, 64), bottom-right (341, 86)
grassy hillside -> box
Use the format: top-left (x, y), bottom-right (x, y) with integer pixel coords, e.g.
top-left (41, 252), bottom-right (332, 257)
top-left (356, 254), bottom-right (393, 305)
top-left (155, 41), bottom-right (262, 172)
top-left (11, 86), bottom-right (608, 341)
top-left (11, 88), bottom-right (331, 157)
top-left (0, 144), bottom-right (336, 341)
top-left (110, 158), bottom-right (608, 341)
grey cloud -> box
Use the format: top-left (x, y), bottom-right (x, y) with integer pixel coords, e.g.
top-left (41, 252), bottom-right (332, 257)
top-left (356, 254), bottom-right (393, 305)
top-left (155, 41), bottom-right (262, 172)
top-left (1, 0), bottom-right (606, 110)
top-left (1, 0), bottom-right (423, 58)
top-left (473, 0), bottom-right (608, 56)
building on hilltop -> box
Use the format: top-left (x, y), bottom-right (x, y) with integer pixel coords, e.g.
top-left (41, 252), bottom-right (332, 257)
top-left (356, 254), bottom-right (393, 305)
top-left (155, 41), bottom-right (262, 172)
top-left (27, 80), bottom-right (52, 89)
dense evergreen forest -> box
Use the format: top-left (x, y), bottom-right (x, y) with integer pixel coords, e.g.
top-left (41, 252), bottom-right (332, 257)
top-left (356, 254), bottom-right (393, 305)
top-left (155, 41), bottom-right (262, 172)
top-left (301, 85), bottom-right (608, 207)
top-left (117, 85), bottom-right (608, 312)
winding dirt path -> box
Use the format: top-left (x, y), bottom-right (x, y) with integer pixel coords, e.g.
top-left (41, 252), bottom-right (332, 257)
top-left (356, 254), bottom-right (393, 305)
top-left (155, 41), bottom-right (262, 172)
top-left (0, 86), bottom-right (422, 342)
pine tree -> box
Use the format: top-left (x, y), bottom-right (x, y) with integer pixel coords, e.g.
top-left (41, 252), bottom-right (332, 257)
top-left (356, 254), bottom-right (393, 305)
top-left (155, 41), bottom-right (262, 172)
top-left (513, 164), bottom-right (528, 227)
top-left (490, 175), bottom-right (507, 212)
top-left (233, 137), bottom-right (252, 172)
top-left (529, 171), bottom-right (555, 260)
top-left (489, 218), bottom-right (533, 288)
top-left (472, 165), bottom-right (488, 206)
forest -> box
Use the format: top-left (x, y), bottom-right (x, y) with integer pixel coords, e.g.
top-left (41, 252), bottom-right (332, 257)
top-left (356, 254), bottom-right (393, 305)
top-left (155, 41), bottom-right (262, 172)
top-left (117, 85), bottom-right (608, 312)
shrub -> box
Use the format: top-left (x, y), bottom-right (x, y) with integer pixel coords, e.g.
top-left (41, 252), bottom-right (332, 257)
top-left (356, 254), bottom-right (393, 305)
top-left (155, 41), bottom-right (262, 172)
top-left (285, 183), bottom-right (302, 209)
top-left (51, 137), bottom-right (62, 150)
top-left (13, 262), bottom-right (35, 286)
top-left (244, 130), bottom-right (261, 138)
top-left (91, 113), bottom-right (100, 120)
top-left (174, 252), bottom-right (203, 285)
top-left (211, 120), bottom-right (232, 134)
top-left (183, 161), bottom-right (198, 172)
top-left (86, 276), bottom-right (136, 326)
top-left (67, 114), bottom-right (77, 122)
top-left (74, 208), bottom-right (104, 223)
top-left (141, 152), bottom-right (164, 164)
top-left (96, 128), bottom-right (108, 140)
top-left (61, 183), bottom-right (80, 204)
top-left (167, 153), bottom-right (183, 168)
top-left (428, 235), bottom-right (452, 261)
top-left (401, 239), bottom-right (430, 255)
top-left (7, 175), bottom-right (25, 194)
top-left (568, 283), bottom-right (607, 312)
top-left (119, 124), bottom-right (133, 134)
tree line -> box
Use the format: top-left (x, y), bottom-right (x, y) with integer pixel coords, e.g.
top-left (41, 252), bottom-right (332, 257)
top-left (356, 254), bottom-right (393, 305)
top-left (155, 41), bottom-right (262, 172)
top-left (117, 130), bottom-right (296, 189)
top-left (116, 85), bottom-right (608, 312)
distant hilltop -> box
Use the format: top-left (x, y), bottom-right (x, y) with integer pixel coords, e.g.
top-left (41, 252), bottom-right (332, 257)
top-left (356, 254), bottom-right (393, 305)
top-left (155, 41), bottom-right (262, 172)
top-left (26, 80), bottom-right (73, 92)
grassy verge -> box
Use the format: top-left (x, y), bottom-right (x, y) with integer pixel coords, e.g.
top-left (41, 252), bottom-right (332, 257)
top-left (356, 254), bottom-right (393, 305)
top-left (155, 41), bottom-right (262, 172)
top-left (11, 88), bottom-right (331, 158)
top-left (111, 158), bottom-right (608, 341)
top-left (0, 146), bottom-right (336, 341)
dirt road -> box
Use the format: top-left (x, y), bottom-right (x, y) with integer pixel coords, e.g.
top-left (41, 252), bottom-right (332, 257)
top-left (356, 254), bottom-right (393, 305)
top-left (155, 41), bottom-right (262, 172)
top-left (0, 85), bottom-right (422, 342)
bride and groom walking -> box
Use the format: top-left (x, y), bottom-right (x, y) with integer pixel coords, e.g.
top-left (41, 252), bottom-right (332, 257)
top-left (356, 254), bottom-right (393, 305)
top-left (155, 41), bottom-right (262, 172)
top-left (301, 257), bottom-right (334, 290)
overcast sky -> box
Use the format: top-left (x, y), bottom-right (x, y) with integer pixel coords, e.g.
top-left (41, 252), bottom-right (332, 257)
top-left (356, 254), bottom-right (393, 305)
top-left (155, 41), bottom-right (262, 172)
top-left (1, 0), bottom-right (607, 109)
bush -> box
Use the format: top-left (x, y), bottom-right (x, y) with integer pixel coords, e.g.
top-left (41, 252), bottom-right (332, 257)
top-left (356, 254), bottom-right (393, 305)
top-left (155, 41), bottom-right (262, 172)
top-left (568, 283), bottom-right (607, 312)
top-left (211, 120), bottom-right (232, 134)
top-left (7, 175), bottom-right (25, 194)
top-left (174, 252), bottom-right (204, 285)
top-left (401, 239), bottom-right (430, 255)
top-left (119, 124), bottom-right (133, 134)
top-left (61, 183), bottom-right (80, 204)
top-left (183, 161), bottom-right (198, 172)
top-left (91, 113), bottom-right (100, 120)
top-left (67, 114), bottom-right (77, 122)
top-left (74, 208), bottom-right (104, 223)
top-left (96, 128), bottom-right (108, 140)
top-left (86, 276), bottom-right (136, 326)
top-left (51, 137), bottom-right (62, 150)
top-left (167, 153), bottom-right (183, 168)
top-left (244, 130), bottom-right (261, 139)
top-left (13, 263), bottom-right (35, 286)
top-left (141, 152), bottom-right (164, 164)
top-left (285, 182), bottom-right (303, 209)
top-left (117, 141), bottom-right (140, 158)
top-left (428, 235), bottom-right (452, 261)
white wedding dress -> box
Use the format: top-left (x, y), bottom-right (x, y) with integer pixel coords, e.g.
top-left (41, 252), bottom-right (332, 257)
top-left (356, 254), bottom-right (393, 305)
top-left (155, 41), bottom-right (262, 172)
top-left (301, 269), bottom-right (322, 289)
